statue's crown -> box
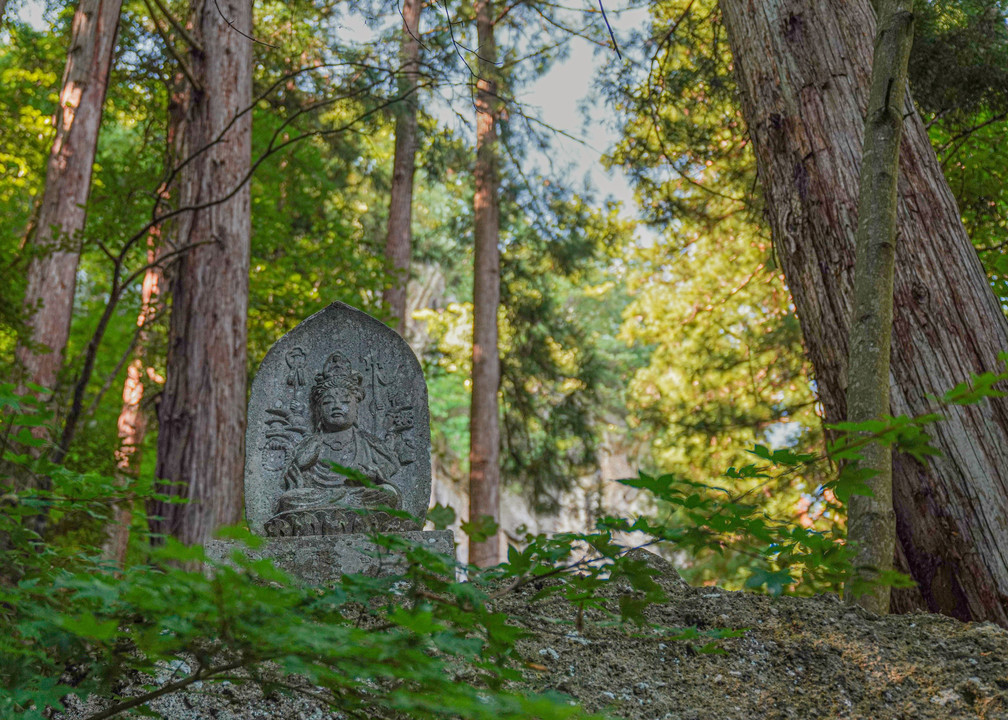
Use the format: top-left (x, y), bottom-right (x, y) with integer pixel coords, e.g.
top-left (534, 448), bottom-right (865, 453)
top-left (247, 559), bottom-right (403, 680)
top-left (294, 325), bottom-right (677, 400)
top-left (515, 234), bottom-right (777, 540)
top-left (316, 352), bottom-right (361, 390)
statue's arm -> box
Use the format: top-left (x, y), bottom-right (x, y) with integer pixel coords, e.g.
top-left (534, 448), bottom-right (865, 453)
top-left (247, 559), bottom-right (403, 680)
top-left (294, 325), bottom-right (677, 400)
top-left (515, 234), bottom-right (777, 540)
top-left (284, 436), bottom-right (321, 490)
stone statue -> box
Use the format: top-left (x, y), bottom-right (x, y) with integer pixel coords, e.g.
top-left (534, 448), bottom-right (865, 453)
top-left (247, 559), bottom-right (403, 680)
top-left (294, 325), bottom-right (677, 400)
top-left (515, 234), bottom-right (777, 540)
top-left (266, 351), bottom-right (405, 534)
top-left (244, 302), bottom-right (432, 537)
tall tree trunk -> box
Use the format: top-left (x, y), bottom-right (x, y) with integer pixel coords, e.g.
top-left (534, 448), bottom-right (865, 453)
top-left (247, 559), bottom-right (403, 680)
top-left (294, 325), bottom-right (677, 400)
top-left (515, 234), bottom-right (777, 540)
top-left (152, 0), bottom-right (252, 546)
top-left (720, 0), bottom-right (1008, 624)
top-left (104, 66), bottom-right (186, 564)
top-left (103, 240), bottom-right (163, 566)
top-left (843, 0), bottom-right (915, 614)
top-left (382, 0), bottom-right (423, 334)
top-left (469, 0), bottom-right (502, 568)
top-left (17, 0), bottom-right (123, 394)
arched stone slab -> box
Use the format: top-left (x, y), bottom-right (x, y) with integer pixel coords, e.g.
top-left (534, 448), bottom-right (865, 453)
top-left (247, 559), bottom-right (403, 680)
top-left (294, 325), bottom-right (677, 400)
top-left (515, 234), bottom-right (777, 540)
top-left (244, 302), bottom-right (431, 535)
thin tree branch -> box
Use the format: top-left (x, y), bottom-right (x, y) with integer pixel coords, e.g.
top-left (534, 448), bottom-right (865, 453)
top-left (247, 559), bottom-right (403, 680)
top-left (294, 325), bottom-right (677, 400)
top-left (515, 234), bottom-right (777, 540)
top-left (83, 305), bottom-right (165, 420)
top-left (441, 0), bottom-right (479, 88)
top-left (395, 0), bottom-right (427, 49)
top-left (597, 0), bottom-right (622, 59)
top-left (142, 0), bottom-right (203, 93)
top-left (53, 241), bottom-right (211, 462)
top-left (213, 0), bottom-right (278, 48)
top-left (937, 111), bottom-right (1007, 156)
top-left (82, 660), bottom-right (248, 720)
top-left (493, 0), bottom-right (525, 26)
top-left (977, 240), bottom-right (1008, 254)
top-left (148, 0), bottom-right (202, 52)
top-left (53, 76), bottom-right (433, 458)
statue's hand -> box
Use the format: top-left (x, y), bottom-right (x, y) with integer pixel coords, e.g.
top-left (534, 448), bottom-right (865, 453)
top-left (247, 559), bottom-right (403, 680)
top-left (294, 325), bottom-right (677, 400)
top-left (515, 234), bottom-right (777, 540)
top-left (293, 435), bottom-right (322, 468)
top-left (360, 463), bottom-right (386, 484)
top-left (358, 483), bottom-right (400, 508)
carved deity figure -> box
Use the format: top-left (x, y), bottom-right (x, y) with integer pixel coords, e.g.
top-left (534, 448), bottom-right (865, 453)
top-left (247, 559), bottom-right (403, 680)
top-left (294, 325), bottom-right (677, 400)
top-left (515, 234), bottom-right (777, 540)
top-left (264, 352), bottom-right (410, 536)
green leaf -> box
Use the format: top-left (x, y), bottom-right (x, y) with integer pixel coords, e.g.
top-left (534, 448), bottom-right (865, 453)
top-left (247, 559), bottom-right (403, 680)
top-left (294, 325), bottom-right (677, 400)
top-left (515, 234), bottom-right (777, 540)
top-left (943, 370), bottom-right (1008, 406)
top-left (745, 567), bottom-right (794, 596)
top-left (56, 613), bottom-right (119, 641)
top-left (214, 524), bottom-right (266, 550)
top-left (427, 503), bottom-right (456, 530)
top-left (617, 594), bottom-right (649, 625)
top-left (461, 514), bottom-right (499, 544)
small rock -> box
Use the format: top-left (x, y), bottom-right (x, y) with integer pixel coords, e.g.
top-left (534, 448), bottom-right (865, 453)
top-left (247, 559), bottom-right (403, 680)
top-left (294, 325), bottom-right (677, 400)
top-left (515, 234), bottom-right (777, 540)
top-left (930, 689), bottom-right (960, 706)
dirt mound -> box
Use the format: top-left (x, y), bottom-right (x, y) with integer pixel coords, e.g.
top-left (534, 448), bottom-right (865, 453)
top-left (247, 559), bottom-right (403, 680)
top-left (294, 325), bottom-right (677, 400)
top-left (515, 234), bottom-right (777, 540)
top-left (500, 551), bottom-right (1008, 720)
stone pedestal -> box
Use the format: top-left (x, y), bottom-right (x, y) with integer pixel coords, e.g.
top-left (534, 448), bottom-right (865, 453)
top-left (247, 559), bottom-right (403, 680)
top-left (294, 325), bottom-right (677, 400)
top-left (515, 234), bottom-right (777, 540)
top-left (206, 530), bottom-right (454, 583)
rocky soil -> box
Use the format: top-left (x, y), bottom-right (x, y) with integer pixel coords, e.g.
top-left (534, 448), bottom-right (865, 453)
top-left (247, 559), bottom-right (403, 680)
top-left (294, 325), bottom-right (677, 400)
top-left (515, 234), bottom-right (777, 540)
top-left (60, 550), bottom-right (1008, 720)
top-left (503, 551), bottom-right (1008, 720)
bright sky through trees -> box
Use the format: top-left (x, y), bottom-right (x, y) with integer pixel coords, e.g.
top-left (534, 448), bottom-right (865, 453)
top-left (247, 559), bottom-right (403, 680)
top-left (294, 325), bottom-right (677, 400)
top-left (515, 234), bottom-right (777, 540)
top-left (13, 0), bottom-right (645, 219)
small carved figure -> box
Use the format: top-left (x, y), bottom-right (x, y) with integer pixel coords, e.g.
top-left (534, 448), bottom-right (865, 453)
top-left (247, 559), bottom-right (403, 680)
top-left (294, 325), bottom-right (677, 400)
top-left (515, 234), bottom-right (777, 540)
top-left (384, 392), bottom-right (418, 466)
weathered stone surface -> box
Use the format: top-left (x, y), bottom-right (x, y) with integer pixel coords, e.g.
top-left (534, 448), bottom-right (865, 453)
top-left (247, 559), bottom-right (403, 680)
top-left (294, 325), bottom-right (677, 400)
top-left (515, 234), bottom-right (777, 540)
top-left (206, 530), bottom-right (454, 583)
top-left (245, 301), bottom-right (431, 536)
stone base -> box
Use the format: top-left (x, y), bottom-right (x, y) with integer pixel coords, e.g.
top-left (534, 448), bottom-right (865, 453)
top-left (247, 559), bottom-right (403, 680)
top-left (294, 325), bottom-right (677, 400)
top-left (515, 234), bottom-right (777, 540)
top-left (205, 530), bottom-right (454, 584)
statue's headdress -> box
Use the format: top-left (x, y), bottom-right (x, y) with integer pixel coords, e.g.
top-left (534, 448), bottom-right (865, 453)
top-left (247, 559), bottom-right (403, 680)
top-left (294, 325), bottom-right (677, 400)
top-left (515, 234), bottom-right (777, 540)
top-left (311, 352), bottom-right (365, 405)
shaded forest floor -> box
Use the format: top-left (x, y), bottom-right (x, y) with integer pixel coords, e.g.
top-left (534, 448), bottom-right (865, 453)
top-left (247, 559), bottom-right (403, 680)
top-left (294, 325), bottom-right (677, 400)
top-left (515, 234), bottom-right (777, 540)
top-left (60, 550), bottom-right (1008, 720)
top-left (506, 551), bottom-right (1008, 720)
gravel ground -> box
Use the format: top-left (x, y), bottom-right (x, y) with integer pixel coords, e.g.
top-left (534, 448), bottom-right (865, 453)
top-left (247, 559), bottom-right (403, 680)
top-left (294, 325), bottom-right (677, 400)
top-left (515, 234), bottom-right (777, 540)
top-left (503, 551), bottom-right (1008, 720)
top-left (59, 549), bottom-right (1008, 719)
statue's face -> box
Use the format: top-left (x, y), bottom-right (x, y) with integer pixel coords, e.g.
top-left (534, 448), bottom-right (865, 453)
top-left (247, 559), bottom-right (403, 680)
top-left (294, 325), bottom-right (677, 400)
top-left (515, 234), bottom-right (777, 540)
top-left (318, 386), bottom-right (358, 431)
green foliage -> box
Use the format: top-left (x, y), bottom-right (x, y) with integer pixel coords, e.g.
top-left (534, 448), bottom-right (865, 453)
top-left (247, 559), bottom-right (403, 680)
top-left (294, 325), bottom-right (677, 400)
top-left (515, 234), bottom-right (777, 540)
top-left (603, 0), bottom-right (1008, 589)
top-left (912, 1), bottom-right (1008, 303)
top-left (416, 177), bottom-right (638, 513)
top-left (0, 387), bottom-right (715, 720)
top-left (1, 536), bottom-right (595, 719)
top-left (0, 388), bottom-right (590, 719)
top-left (5, 7), bottom-right (1008, 717)
top-left (5, 359), bottom-right (1007, 716)
top-left (0, 20), bottom-right (63, 364)
top-left (498, 190), bottom-right (637, 512)
top-left (603, 0), bottom-right (827, 586)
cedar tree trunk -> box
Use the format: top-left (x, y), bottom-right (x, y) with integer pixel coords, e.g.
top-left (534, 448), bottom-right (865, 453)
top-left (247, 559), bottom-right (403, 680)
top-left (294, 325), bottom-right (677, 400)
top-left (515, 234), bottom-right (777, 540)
top-left (104, 73), bottom-right (185, 564)
top-left (382, 0), bottom-right (423, 334)
top-left (153, 0), bottom-right (252, 545)
top-left (719, 0), bottom-right (1008, 624)
top-left (103, 240), bottom-right (163, 566)
top-left (843, 0), bottom-right (915, 613)
top-left (469, 0), bottom-right (502, 567)
top-left (17, 0), bottom-right (123, 393)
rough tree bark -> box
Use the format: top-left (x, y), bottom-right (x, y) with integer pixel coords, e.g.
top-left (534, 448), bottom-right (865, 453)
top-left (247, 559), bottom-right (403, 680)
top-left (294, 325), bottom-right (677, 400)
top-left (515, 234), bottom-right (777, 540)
top-left (103, 241), bottom-right (162, 566)
top-left (152, 0), bottom-right (252, 546)
top-left (719, 0), bottom-right (1008, 624)
top-left (843, 0), bottom-right (915, 613)
top-left (17, 0), bottom-right (123, 393)
top-left (469, 0), bottom-right (502, 568)
top-left (104, 68), bottom-right (187, 564)
top-left (381, 0), bottom-right (423, 335)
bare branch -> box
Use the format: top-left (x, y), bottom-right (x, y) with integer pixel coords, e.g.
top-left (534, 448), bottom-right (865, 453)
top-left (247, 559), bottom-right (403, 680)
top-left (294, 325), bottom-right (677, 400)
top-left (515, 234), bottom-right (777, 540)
top-left (147, 0), bottom-right (201, 51)
top-left (937, 111), bottom-right (1007, 157)
top-left (143, 0), bottom-right (203, 93)
top-left (82, 660), bottom-right (248, 720)
top-left (53, 74), bottom-right (433, 458)
top-left (213, 0), bottom-right (278, 48)
top-left (597, 0), bottom-right (622, 59)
